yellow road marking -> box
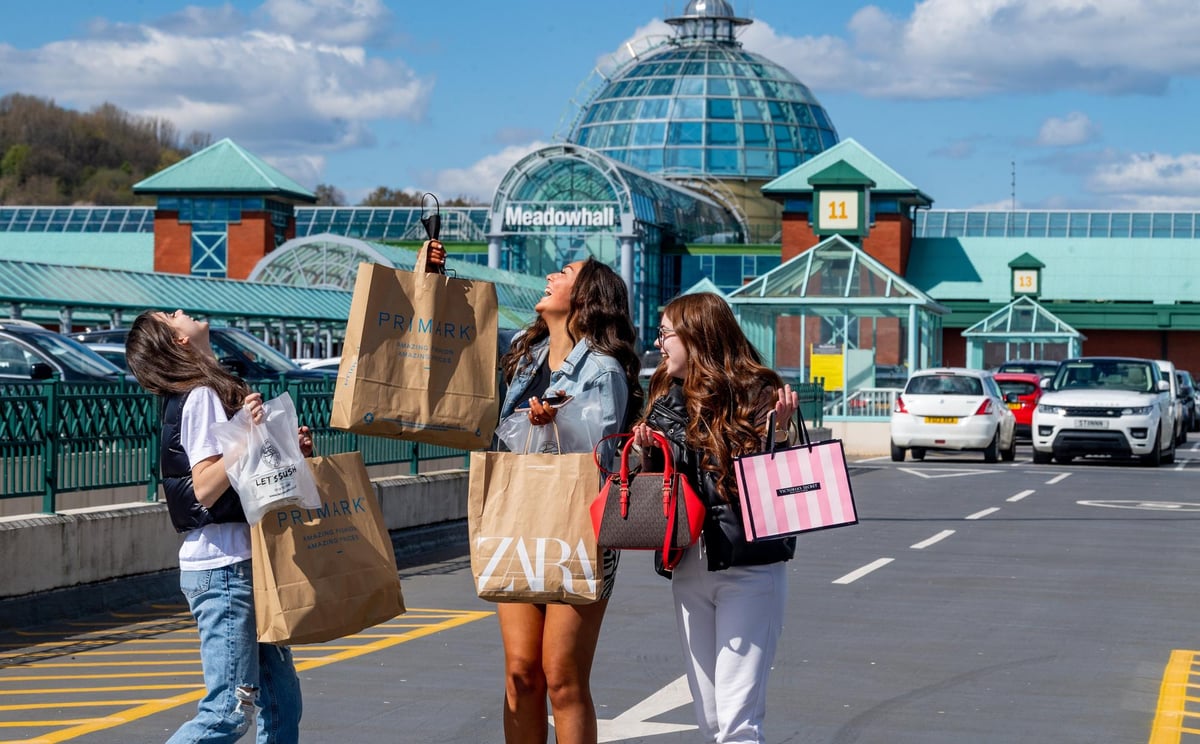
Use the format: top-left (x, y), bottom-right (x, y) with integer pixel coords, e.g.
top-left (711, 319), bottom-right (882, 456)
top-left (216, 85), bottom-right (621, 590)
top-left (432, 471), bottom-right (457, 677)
top-left (1149, 649), bottom-right (1200, 744)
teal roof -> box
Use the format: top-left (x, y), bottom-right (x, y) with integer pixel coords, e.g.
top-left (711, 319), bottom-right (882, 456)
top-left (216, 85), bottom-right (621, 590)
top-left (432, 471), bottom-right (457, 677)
top-left (762, 138), bottom-right (932, 204)
top-left (133, 138), bottom-right (315, 202)
top-left (906, 237), bottom-right (1200, 303)
top-left (0, 234), bottom-right (153, 271)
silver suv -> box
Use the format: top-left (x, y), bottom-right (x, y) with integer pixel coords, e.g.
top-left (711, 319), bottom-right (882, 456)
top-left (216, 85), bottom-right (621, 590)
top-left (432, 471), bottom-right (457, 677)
top-left (1032, 357), bottom-right (1175, 466)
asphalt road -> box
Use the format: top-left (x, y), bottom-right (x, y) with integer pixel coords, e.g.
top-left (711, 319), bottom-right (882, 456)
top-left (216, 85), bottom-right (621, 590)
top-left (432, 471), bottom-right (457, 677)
top-left (5, 443), bottom-right (1200, 743)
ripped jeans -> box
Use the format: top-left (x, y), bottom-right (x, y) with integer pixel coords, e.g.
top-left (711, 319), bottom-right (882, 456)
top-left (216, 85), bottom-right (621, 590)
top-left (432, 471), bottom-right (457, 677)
top-left (168, 561), bottom-right (302, 744)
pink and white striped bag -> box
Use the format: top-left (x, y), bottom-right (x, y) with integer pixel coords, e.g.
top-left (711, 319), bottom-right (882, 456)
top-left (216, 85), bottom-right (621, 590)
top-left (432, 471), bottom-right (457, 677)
top-left (734, 413), bottom-right (857, 541)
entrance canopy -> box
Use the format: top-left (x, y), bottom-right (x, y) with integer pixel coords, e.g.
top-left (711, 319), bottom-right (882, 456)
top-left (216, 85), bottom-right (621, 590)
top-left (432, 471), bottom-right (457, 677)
top-left (962, 296), bottom-right (1085, 368)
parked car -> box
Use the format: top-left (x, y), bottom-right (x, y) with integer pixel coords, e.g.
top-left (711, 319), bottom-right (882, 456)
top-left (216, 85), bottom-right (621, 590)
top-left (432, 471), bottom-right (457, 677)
top-left (1178, 369), bottom-right (1200, 432)
top-left (1155, 360), bottom-right (1186, 446)
top-left (0, 319), bottom-right (128, 382)
top-left (72, 325), bottom-right (335, 382)
top-left (889, 367), bottom-right (1017, 463)
top-left (993, 372), bottom-right (1043, 441)
top-left (84, 342), bottom-right (131, 372)
top-left (1032, 357), bottom-right (1175, 466)
top-left (298, 356), bottom-right (341, 372)
top-left (995, 359), bottom-right (1059, 378)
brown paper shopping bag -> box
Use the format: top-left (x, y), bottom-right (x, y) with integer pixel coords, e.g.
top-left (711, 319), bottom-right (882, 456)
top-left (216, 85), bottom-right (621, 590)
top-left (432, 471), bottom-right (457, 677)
top-left (468, 450), bottom-right (602, 604)
top-left (330, 250), bottom-right (500, 450)
top-left (252, 452), bottom-right (405, 645)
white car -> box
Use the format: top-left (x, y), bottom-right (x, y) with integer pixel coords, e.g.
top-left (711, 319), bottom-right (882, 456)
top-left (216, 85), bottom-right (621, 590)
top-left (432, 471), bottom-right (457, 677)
top-left (1032, 357), bottom-right (1175, 466)
top-left (890, 368), bottom-right (1017, 462)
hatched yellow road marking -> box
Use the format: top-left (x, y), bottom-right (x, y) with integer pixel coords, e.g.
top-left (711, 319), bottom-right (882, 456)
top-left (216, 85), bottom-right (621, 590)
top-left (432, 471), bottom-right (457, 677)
top-left (1149, 649), bottom-right (1200, 743)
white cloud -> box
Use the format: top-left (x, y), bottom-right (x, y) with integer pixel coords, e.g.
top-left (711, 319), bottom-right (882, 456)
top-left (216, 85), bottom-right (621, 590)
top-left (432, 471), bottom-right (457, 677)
top-left (427, 141), bottom-right (551, 203)
top-left (1037, 112), bottom-right (1100, 147)
top-left (1088, 152), bottom-right (1200, 209)
top-left (258, 0), bottom-right (394, 45)
top-left (739, 0), bottom-right (1200, 99)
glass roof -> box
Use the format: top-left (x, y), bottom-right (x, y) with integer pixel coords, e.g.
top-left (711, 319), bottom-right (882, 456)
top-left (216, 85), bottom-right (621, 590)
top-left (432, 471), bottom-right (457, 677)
top-left (916, 210), bottom-right (1200, 239)
top-left (963, 296), bottom-right (1083, 338)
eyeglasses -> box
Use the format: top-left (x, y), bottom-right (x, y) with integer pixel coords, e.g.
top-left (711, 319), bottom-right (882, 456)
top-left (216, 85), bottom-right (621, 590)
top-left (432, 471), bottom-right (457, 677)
top-left (656, 326), bottom-right (677, 344)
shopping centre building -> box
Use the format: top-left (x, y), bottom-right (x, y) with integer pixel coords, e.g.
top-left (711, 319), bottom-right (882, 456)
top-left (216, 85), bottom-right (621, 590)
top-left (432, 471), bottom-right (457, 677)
top-left (3, 0), bottom-right (1200, 404)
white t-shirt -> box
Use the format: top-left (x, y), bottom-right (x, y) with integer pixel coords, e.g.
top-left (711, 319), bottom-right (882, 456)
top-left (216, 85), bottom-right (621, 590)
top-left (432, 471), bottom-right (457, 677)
top-left (176, 386), bottom-right (251, 571)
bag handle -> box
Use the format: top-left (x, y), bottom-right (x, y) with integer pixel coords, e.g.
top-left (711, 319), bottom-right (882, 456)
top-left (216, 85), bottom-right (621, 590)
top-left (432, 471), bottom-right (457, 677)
top-left (520, 418), bottom-right (562, 455)
top-left (593, 432), bottom-right (683, 562)
top-left (764, 404), bottom-right (812, 456)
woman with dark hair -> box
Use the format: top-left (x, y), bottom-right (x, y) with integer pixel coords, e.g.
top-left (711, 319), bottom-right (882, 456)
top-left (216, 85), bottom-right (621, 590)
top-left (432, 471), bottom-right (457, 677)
top-left (632, 292), bottom-right (798, 744)
top-left (126, 309), bottom-right (308, 744)
top-left (494, 258), bottom-right (643, 744)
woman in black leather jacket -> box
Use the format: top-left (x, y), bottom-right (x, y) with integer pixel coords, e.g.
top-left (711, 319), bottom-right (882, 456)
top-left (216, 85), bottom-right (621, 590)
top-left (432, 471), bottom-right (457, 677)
top-left (632, 292), bottom-right (798, 744)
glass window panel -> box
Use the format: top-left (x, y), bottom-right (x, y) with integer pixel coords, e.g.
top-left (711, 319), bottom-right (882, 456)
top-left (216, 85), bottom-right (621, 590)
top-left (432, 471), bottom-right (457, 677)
top-left (791, 103), bottom-right (815, 126)
top-left (798, 127), bottom-right (821, 152)
top-left (796, 83), bottom-right (816, 103)
top-left (760, 79), bottom-right (779, 97)
top-left (667, 148), bottom-right (703, 170)
top-left (819, 129), bottom-right (838, 148)
top-left (683, 61), bottom-right (705, 75)
top-left (1047, 212), bottom-right (1068, 237)
top-left (966, 212), bottom-right (986, 235)
top-left (678, 77), bottom-right (704, 95)
top-left (743, 123), bottom-right (769, 144)
top-left (1026, 212), bottom-right (1047, 234)
top-left (643, 149), bottom-right (664, 171)
top-left (773, 125), bottom-right (794, 147)
top-left (744, 149), bottom-right (774, 175)
top-left (626, 149), bottom-right (651, 169)
top-left (589, 125), bottom-right (611, 148)
top-left (673, 98), bottom-right (704, 118)
top-left (1152, 213), bottom-right (1173, 237)
top-left (608, 123), bottom-right (630, 147)
top-left (1068, 212), bottom-right (1089, 237)
top-left (734, 78), bottom-right (757, 97)
top-left (668, 121), bottom-right (703, 144)
top-left (1089, 212), bottom-right (1111, 236)
top-left (778, 151), bottom-right (799, 170)
top-left (740, 99), bottom-right (764, 120)
top-left (615, 99), bottom-right (639, 119)
top-left (707, 98), bottom-right (736, 119)
top-left (1131, 213), bottom-right (1152, 237)
top-left (658, 62), bottom-right (681, 76)
top-left (945, 212), bottom-right (966, 236)
top-left (734, 63), bottom-right (755, 76)
top-left (707, 122), bottom-right (738, 145)
top-left (708, 60), bottom-right (731, 75)
top-left (1110, 212), bottom-right (1131, 236)
top-left (611, 80), bottom-right (631, 97)
top-left (639, 97), bottom-right (670, 118)
top-left (575, 127), bottom-right (592, 146)
top-left (648, 78), bottom-right (676, 96)
top-left (707, 77), bottom-right (731, 96)
top-left (813, 108), bottom-right (834, 130)
top-left (626, 79), bottom-right (650, 97)
top-left (632, 122), bottom-right (665, 146)
top-left (1174, 213), bottom-right (1194, 237)
top-left (767, 101), bottom-right (786, 120)
top-left (628, 63), bottom-right (653, 78)
top-left (1009, 212), bottom-right (1027, 236)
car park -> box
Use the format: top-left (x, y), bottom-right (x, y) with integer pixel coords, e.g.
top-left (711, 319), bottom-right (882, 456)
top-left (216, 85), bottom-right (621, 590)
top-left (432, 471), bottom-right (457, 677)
top-left (889, 367), bottom-right (1017, 463)
top-left (0, 319), bottom-right (129, 383)
top-left (72, 325), bottom-right (335, 382)
top-left (993, 372), bottom-right (1043, 441)
top-left (1177, 369), bottom-right (1199, 432)
top-left (1032, 356), bottom-right (1175, 466)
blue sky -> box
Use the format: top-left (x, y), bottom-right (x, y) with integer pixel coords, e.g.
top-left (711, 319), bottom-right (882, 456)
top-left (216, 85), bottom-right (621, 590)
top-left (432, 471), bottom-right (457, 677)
top-left (2, 0), bottom-right (1199, 211)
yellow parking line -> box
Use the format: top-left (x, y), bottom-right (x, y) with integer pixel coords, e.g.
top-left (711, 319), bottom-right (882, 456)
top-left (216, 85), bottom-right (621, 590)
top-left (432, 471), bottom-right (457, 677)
top-left (1149, 649), bottom-right (1200, 743)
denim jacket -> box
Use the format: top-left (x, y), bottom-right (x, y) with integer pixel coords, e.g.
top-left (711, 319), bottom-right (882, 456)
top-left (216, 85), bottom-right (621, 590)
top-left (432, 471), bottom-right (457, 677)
top-left (500, 336), bottom-right (630, 463)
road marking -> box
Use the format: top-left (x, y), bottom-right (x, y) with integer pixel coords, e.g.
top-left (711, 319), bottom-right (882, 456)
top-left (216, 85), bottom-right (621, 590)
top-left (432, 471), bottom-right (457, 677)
top-left (1077, 500), bottom-right (1200, 512)
top-left (965, 507), bottom-right (1000, 520)
top-left (1007, 489), bottom-right (1034, 502)
top-left (833, 558), bottom-right (894, 585)
top-left (1149, 649), bottom-right (1200, 743)
top-left (910, 530), bottom-right (955, 549)
top-left (576, 674), bottom-right (697, 742)
top-left (1046, 472), bottom-right (1071, 485)
top-left (897, 467), bottom-right (999, 480)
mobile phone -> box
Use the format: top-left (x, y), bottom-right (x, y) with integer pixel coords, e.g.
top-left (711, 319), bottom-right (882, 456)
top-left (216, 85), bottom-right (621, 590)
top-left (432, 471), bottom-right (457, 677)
top-left (515, 394), bottom-right (573, 410)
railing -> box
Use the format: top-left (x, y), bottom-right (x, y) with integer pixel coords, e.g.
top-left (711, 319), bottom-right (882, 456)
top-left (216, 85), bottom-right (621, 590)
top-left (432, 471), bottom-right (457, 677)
top-left (0, 377), bottom-right (469, 513)
top-left (824, 387), bottom-right (903, 418)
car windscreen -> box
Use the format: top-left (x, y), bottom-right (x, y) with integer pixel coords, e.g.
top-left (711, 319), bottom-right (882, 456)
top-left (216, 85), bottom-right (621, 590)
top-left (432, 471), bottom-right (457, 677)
top-left (997, 380), bottom-right (1037, 397)
top-left (23, 332), bottom-right (123, 378)
top-left (1053, 360), bottom-right (1155, 392)
top-left (213, 328), bottom-right (301, 373)
top-left (906, 375), bottom-right (982, 396)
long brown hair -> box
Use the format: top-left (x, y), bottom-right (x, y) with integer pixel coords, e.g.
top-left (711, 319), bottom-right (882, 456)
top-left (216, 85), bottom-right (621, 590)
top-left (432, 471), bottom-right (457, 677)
top-left (125, 311), bottom-right (248, 416)
top-left (645, 293), bottom-right (781, 501)
top-left (502, 258), bottom-right (643, 424)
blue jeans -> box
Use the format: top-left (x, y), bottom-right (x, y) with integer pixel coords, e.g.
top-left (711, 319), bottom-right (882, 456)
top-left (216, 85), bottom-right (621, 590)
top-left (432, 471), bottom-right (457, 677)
top-left (167, 561), bottom-right (302, 744)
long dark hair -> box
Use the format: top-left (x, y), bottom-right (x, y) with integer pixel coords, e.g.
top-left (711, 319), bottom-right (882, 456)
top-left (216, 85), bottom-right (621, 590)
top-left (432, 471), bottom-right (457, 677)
top-left (502, 258), bottom-right (643, 424)
top-left (126, 311), bottom-right (248, 416)
top-left (645, 292), bottom-right (782, 501)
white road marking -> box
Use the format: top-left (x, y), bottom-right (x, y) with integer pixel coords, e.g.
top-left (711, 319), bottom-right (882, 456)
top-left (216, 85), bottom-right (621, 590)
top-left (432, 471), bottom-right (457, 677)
top-left (1077, 500), bottom-right (1200, 512)
top-left (586, 674), bottom-right (697, 742)
top-left (897, 467), bottom-right (1000, 479)
top-left (965, 507), bottom-right (1000, 520)
top-left (910, 530), bottom-right (955, 549)
top-left (1046, 472), bottom-right (1071, 485)
top-left (1007, 489), bottom-right (1035, 502)
top-left (833, 558), bottom-right (894, 584)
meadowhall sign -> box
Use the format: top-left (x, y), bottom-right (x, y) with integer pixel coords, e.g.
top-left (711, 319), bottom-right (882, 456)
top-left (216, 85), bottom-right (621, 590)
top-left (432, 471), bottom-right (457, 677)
top-left (503, 205), bottom-right (616, 229)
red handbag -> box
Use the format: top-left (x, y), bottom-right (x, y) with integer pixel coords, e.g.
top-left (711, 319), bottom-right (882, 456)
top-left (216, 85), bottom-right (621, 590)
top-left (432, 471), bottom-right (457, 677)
top-left (590, 432), bottom-right (706, 570)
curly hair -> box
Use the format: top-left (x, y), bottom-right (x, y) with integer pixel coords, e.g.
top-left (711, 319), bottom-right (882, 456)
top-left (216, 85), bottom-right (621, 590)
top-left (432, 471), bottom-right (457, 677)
top-left (501, 258), bottom-right (643, 425)
top-left (125, 311), bottom-right (248, 417)
top-left (644, 293), bottom-right (782, 501)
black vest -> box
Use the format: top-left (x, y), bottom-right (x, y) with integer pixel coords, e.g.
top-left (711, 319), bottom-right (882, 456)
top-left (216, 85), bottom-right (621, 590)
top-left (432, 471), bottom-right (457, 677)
top-left (160, 393), bottom-right (246, 533)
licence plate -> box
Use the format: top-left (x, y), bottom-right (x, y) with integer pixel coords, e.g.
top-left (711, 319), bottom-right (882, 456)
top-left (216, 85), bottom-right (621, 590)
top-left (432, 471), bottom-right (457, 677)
top-left (924, 416), bottom-right (959, 424)
top-left (1074, 418), bottom-right (1109, 429)
top-left (1006, 402), bottom-right (1021, 410)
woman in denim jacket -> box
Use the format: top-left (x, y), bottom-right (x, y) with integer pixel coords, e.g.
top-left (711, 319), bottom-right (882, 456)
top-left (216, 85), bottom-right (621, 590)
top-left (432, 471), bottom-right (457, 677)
top-left (494, 258), bottom-right (642, 744)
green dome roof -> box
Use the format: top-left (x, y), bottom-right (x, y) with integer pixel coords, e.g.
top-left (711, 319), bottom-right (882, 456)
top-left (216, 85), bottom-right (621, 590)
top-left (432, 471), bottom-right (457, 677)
top-left (568, 1), bottom-right (839, 179)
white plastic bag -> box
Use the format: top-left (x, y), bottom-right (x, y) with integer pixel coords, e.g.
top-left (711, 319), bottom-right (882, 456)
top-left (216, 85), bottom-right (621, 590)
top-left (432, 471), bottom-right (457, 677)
top-left (213, 392), bottom-right (321, 525)
top-left (495, 385), bottom-right (605, 455)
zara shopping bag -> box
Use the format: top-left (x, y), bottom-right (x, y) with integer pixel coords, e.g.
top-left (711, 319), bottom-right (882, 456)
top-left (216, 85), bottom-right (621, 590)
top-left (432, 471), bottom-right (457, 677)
top-left (468, 449), bottom-right (602, 604)
top-left (589, 432), bottom-right (705, 571)
top-left (330, 248), bottom-right (499, 450)
top-left (251, 451), bottom-right (405, 645)
top-left (734, 412), bottom-right (857, 541)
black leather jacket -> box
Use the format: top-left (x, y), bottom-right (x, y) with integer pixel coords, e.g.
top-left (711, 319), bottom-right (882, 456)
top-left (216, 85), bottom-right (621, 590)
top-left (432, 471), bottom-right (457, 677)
top-left (644, 383), bottom-right (795, 573)
top-left (160, 393), bottom-right (246, 534)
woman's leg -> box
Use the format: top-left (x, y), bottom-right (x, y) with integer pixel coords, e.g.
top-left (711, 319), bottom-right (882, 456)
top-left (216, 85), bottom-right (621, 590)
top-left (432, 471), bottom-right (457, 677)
top-left (541, 599), bottom-right (609, 744)
top-left (671, 547), bottom-right (720, 741)
top-left (497, 602), bottom-right (549, 743)
top-left (255, 642), bottom-right (302, 744)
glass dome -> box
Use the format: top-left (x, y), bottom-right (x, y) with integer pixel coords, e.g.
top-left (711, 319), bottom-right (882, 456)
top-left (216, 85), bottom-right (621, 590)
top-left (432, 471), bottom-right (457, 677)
top-left (568, 1), bottom-right (839, 179)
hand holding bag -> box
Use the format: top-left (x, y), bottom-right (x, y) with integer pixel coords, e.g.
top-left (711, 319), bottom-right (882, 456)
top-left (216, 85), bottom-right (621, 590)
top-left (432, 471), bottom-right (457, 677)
top-left (589, 432), bottom-right (706, 571)
top-left (734, 411), bottom-right (857, 541)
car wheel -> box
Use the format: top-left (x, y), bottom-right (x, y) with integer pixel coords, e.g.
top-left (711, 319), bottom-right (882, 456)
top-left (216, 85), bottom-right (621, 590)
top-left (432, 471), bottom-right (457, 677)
top-left (1140, 429), bottom-right (1163, 467)
top-left (890, 442), bottom-right (906, 462)
top-left (1001, 436), bottom-right (1017, 462)
top-left (1032, 449), bottom-right (1052, 464)
top-left (983, 431), bottom-right (999, 463)
top-left (911, 447), bottom-right (926, 461)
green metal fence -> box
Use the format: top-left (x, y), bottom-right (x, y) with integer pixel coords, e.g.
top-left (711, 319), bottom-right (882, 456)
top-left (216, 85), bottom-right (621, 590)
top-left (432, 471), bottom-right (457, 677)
top-left (0, 377), bottom-right (469, 513)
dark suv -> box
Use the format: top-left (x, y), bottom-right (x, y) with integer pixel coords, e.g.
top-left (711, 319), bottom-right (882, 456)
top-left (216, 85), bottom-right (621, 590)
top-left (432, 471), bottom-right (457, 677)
top-left (72, 325), bottom-right (335, 382)
top-left (0, 319), bottom-right (128, 382)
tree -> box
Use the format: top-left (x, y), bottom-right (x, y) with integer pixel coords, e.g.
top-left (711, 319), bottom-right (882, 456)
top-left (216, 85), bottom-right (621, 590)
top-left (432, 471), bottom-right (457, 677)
top-left (313, 183), bottom-right (346, 206)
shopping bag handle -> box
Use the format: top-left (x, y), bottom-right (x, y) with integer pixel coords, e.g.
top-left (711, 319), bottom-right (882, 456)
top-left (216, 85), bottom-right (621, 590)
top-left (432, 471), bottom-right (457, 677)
top-left (520, 418), bottom-right (562, 454)
top-left (764, 407), bottom-right (812, 456)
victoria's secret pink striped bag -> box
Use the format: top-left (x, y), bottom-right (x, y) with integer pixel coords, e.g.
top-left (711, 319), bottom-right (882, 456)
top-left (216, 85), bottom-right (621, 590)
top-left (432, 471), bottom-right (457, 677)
top-left (734, 411), bottom-right (857, 541)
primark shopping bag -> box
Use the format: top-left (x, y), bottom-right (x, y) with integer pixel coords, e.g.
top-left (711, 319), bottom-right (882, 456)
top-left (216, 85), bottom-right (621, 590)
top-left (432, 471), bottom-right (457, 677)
top-left (733, 412), bottom-right (857, 541)
top-left (468, 450), bottom-right (602, 604)
top-left (251, 452), bottom-right (406, 645)
top-left (330, 246), bottom-right (499, 450)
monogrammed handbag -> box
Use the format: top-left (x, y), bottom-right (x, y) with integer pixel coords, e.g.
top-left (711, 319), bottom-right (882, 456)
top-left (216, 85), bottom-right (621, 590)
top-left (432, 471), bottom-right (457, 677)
top-left (734, 412), bottom-right (857, 541)
top-left (590, 432), bottom-right (706, 570)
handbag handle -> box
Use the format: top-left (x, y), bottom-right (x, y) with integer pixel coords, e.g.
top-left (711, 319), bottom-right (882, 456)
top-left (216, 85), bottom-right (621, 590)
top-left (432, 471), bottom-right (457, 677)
top-left (592, 431), bottom-right (678, 519)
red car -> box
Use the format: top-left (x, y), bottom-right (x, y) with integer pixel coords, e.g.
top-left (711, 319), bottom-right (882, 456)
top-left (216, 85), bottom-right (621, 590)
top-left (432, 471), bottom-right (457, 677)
top-left (993, 372), bottom-right (1043, 440)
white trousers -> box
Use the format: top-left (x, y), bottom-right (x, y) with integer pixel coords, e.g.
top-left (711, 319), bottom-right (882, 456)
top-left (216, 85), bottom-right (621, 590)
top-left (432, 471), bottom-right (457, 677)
top-left (671, 541), bottom-right (787, 743)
